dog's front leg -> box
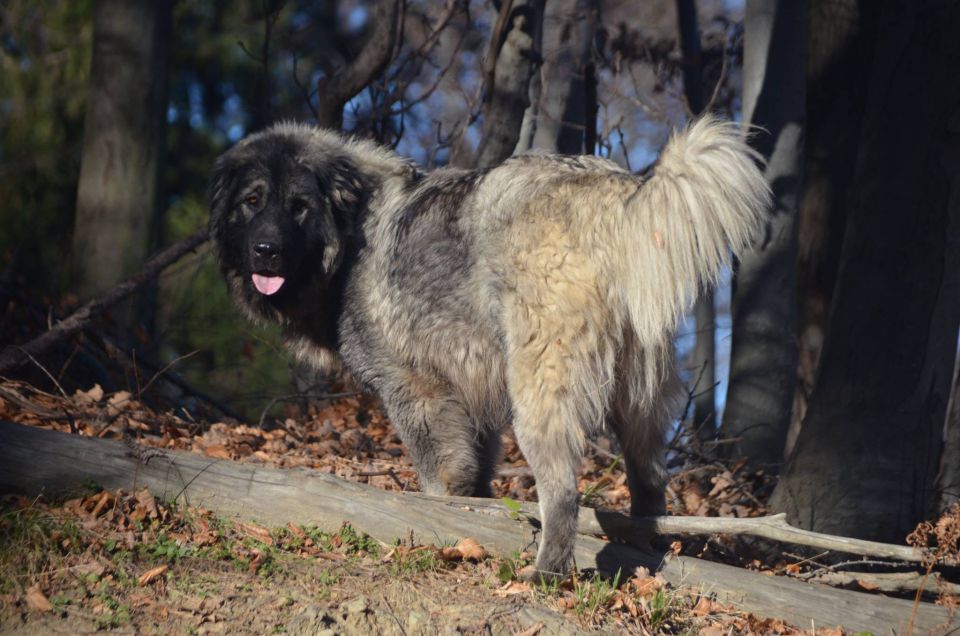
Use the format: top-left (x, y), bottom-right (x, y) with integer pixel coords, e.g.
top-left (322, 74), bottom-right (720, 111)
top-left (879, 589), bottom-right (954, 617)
top-left (379, 374), bottom-right (490, 497)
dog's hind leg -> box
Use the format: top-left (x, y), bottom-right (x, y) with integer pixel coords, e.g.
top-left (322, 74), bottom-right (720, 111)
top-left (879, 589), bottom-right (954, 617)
top-left (502, 280), bottom-right (619, 580)
top-left (469, 427), bottom-right (501, 498)
top-left (609, 341), bottom-right (679, 517)
top-left (379, 372), bottom-right (493, 497)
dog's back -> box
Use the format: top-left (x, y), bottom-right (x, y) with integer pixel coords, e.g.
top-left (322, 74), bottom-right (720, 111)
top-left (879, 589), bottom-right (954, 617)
top-left (212, 116), bottom-right (770, 581)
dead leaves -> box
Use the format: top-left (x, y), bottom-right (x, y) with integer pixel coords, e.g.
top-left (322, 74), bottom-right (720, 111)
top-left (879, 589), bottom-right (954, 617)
top-left (1, 379), bottom-right (910, 634)
top-left (131, 488), bottom-right (161, 522)
top-left (668, 463), bottom-right (772, 519)
top-left (907, 503), bottom-right (960, 608)
top-left (89, 490), bottom-right (115, 517)
top-left (73, 383), bottom-right (104, 406)
top-left (513, 621), bottom-right (543, 636)
top-left (137, 564), bottom-right (168, 586)
top-left (377, 537), bottom-right (490, 574)
top-left (440, 538), bottom-right (489, 563)
top-left (25, 584), bottom-right (52, 612)
top-left (630, 566), bottom-right (667, 597)
top-left (494, 580), bottom-right (532, 597)
top-left (236, 521), bottom-right (274, 546)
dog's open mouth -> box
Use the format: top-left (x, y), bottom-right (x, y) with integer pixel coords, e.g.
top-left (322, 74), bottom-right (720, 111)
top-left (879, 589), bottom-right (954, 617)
top-left (252, 273), bottom-right (285, 296)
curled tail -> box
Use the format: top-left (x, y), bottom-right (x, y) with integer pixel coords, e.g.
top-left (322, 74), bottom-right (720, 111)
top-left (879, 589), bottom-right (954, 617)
top-left (619, 115), bottom-right (771, 352)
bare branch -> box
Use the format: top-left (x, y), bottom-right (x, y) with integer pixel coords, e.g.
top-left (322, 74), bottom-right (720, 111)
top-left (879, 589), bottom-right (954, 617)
top-left (0, 229), bottom-right (210, 375)
top-left (292, 53), bottom-right (319, 121)
top-left (315, 0), bottom-right (402, 128)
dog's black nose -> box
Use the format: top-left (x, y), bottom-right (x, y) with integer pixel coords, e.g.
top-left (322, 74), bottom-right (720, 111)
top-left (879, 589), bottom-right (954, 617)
top-left (253, 242), bottom-right (280, 258)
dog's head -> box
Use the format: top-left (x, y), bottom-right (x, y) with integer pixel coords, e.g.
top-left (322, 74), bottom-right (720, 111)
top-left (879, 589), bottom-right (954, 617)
top-left (207, 128), bottom-right (367, 323)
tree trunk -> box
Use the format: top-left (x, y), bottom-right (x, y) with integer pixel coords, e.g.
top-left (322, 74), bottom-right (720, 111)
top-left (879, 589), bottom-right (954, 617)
top-left (938, 347), bottom-right (960, 513)
top-left (71, 0), bottom-right (172, 316)
top-left (529, 0), bottom-right (596, 153)
top-left (314, 0), bottom-right (400, 130)
top-left (789, 0), bottom-right (879, 456)
top-left (471, 0), bottom-right (544, 169)
top-left (721, 0), bottom-right (804, 469)
top-left (770, 0), bottom-right (960, 541)
top-left (675, 0), bottom-right (716, 442)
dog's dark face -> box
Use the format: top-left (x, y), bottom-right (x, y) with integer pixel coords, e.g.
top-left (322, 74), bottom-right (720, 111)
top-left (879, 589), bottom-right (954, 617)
top-left (208, 132), bottom-right (365, 325)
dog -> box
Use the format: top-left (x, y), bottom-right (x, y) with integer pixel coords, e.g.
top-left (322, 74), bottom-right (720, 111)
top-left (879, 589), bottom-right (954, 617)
top-left (208, 116), bottom-right (770, 579)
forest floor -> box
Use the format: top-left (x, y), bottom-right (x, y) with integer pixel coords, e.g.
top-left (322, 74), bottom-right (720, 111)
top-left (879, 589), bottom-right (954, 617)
top-left (0, 378), bottom-right (955, 634)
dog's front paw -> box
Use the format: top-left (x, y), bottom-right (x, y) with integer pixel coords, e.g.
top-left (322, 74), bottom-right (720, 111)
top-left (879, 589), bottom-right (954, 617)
top-left (517, 564), bottom-right (569, 587)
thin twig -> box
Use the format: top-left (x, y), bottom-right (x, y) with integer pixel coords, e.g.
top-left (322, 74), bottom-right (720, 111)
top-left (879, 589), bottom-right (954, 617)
top-left (11, 346), bottom-right (68, 398)
top-left (138, 350), bottom-right (200, 398)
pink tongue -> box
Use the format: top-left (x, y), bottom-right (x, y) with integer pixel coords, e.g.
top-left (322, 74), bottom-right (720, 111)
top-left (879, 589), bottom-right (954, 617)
top-left (252, 274), bottom-right (285, 295)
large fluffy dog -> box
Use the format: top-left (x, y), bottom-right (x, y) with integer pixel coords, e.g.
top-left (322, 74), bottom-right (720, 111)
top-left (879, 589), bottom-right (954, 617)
top-left (208, 117), bottom-right (770, 578)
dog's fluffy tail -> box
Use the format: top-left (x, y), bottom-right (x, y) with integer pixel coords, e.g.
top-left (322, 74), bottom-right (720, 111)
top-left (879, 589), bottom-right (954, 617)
top-left (619, 115), bottom-right (771, 355)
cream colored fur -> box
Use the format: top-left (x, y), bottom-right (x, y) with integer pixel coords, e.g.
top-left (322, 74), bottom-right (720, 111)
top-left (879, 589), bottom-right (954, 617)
top-left (212, 115), bottom-right (771, 577)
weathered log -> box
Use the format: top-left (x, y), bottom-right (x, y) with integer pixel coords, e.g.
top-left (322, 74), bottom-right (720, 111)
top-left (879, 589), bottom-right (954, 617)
top-left (803, 570), bottom-right (960, 597)
top-left (0, 421), bottom-right (955, 634)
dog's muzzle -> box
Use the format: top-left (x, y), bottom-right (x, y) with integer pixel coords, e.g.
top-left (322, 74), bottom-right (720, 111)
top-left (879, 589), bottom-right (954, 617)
top-left (250, 240), bottom-right (285, 295)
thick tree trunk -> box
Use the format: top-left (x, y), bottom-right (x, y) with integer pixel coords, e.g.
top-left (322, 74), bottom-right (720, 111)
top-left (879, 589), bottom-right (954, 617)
top-left (721, 0), bottom-right (804, 469)
top-left (789, 0), bottom-right (879, 455)
top-left (770, 0), bottom-right (960, 541)
top-left (675, 0), bottom-right (716, 441)
top-left (938, 347), bottom-right (960, 513)
top-left (71, 0), bottom-right (171, 311)
top-left (529, 0), bottom-right (596, 153)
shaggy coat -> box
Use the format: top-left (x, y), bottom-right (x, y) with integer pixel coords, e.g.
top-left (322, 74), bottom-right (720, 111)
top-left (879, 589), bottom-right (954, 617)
top-left (208, 117), bottom-right (771, 578)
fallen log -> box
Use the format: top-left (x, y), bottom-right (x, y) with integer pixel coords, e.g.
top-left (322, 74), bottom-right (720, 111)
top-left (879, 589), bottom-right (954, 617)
top-left (802, 570), bottom-right (960, 597)
top-left (0, 421), bottom-right (955, 634)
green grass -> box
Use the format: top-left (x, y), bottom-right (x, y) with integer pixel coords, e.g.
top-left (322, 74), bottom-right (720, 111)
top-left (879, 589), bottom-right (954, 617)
top-left (390, 547), bottom-right (442, 577)
top-left (496, 549), bottom-right (533, 583)
top-left (572, 569), bottom-right (621, 620)
top-left (0, 504), bottom-right (84, 594)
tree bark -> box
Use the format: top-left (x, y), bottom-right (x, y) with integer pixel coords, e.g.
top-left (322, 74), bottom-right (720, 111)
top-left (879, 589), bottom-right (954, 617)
top-left (472, 1), bottom-right (544, 169)
top-left (938, 347), bottom-right (960, 513)
top-left (721, 0), bottom-right (804, 469)
top-left (789, 0), bottom-right (879, 455)
top-left (0, 421), bottom-right (954, 634)
top-left (770, 0), bottom-right (960, 542)
top-left (71, 0), bottom-right (172, 315)
top-left (315, 0), bottom-right (401, 130)
top-left (675, 0), bottom-right (716, 442)
top-left (529, 0), bottom-right (596, 153)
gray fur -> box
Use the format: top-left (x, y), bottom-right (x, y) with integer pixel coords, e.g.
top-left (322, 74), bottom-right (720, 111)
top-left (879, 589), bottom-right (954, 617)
top-left (208, 116), bottom-right (771, 579)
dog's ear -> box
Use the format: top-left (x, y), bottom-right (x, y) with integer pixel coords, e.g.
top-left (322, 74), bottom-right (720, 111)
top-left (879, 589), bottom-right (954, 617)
top-left (308, 154), bottom-right (367, 279)
top-left (316, 155), bottom-right (366, 222)
top-left (321, 158), bottom-right (366, 225)
top-left (207, 151), bottom-right (241, 234)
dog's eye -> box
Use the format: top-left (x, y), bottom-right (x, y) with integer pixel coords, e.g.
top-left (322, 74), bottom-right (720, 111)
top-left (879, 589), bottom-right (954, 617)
top-left (294, 204), bottom-right (310, 224)
top-left (244, 194), bottom-right (260, 207)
